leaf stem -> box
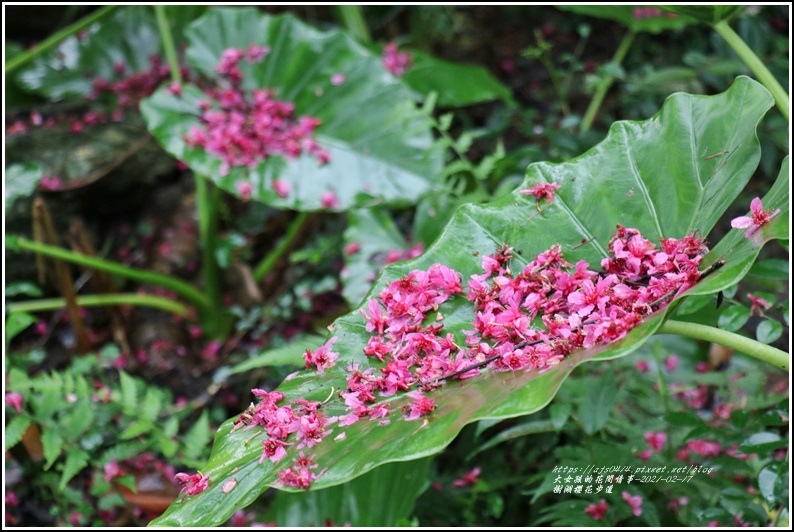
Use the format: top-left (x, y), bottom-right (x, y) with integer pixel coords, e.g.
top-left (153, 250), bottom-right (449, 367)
top-left (335, 5), bottom-right (371, 43)
top-left (713, 19), bottom-right (789, 122)
top-left (154, 5), bottom-right (182, 84)
top-left (7, 293), bottom-right (190, 316)
top-left (10, 236), bottom-right (209, 314)
top-left (659, 320), bottom-right (789, 371)
top-left (580, 30), bottom-right (636, 133)
top-left (253, 211), bottom-right (310, 282)
top-left (194, 176), bottom-right (224, 336)
top-left (5, 5), bottom-right (119, 74)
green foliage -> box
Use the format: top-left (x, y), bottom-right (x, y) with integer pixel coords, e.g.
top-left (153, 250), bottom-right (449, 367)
top-left (4, 348), bottom-right (212, 521)
top-left (5, 162), bottom-right (43, 210)
top-left (263, 458), bottom-right (432, 526)
top-left (17, 6), bottom-right (204, 100)
top-left (402, 49), bottom-right (514, 107)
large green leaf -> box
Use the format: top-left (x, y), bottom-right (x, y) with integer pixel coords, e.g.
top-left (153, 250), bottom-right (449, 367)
top-left (151, 77), bottom-right (776, 526)
top-left (402, 50), bottom-right (514, 107)
top-left (661, 5), bottom-right (745, 26)
top-left (557, 6), bottom-right (696, 33)
top-left (17, 6), bottom-right (205, 100)
top-left (140, 8), bottom-right (443, 211)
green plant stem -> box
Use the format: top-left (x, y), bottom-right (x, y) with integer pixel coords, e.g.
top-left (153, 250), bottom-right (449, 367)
top-left (713, 19), bottom-right (789, 122)
top-left (659, 320), bottom-right (789, 371)
top-left (535, 30), bottom-right (571, 116)
top-left (335, 5), bottom-right (371, 43)
top-left (194, 176), bottom-right (224, 336)
top-left (11, 236), bottom-right (210, 314)
top-left (7, 293), bottom-right (189, 316)
top-left (254, 211), bottom-right (310, 282)
top-left (5, 5), bottom-right (119, 74)
top-left (580, 30), bottom-right (636, 133)
top-left (154, 5), bottom-right (182, 84)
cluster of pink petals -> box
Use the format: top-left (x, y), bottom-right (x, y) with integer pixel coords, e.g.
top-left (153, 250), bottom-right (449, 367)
top-left (174, 471), bottom-right (210, 501)
top-left (183, 46), bottom-right (330, 177)
top-left (93, 54), bottom-right (186, 108)
top-left (382, 42), bottom-right (412, 76)
top-left (276, 452), bottom-right (326, 490)
top-left (464, 226), bottom-right (706, 374)
top-left (7, 55), bottom-right (181, 136)
top-left (231, 388), bottom-right (329, 489)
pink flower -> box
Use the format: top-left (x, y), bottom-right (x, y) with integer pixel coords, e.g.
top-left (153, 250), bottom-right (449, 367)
top-left (405, 391), bottom-right (436, 420)
top-left (345, 242), bottom-right (361, 256)
top-left (731, 197), bottom-right (780, 239)
top-left (452, 466), bottom-right (481, 487)
top-left (39, 175), bottom-right (63, 191)
top-left (260, 438), bottom-right (290, 463)
top-left (103, 461), bottom-right (124, 483)
top-left (584, 499), bottom-right (608, 521)
top-left (634, 360), bottom-right (650, 373)
top-left (272, 179), bottom-right (291, 198)
top-left (166, 81), bottom-right (182, 96)
top-left (5, 491), bottom-right (20, 507)
top-left (747, 293), bottom-right (772, 316)
top-left (303, 336), bottom-right (339, 374)
top-left (236, 180), bottom-right (253, 201)
top-left (664, 354), bottom-right (679, 372)
top-left (382, 42), bottom-right (412, 76)
top-left (330, 73), bottom-right (346, 85)
top-left (635, 449), bottom-right (653, 461)
top-left (622, 491), bottom-right (643, 516)
top-left (519, 182), bottom-right (561, 203)
top-left (174, 471), bottom-right (210, 501)
top-left (5, 392), bottom-right (23, 413)
top-left (321, 190), bottom-right (340, 209)
top-left (644, 431), bottom-right (667, 452)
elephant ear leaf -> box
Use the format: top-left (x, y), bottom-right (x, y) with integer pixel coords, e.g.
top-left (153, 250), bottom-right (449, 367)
top-left (140, 8), bottom-right (443, 211)
top-left (151, 76), bottom-right (773, 527)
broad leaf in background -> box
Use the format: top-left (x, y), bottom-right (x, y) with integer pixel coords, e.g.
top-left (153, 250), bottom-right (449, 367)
top-left (263, 457), bottom-right (431, 526)
top-left (661, 5), bottom-right (745, 26)
top-left (5, 162), bottom-right (43, 210)
top-left (557, 5), bottom-right (696, 33)
top-left (5, 41), bottom-right (43, 108)
top-left (17, 6), bottom-right (206, 101)
top-left (402, 49), bottom-right (515, 107)
top-left (152, 77), bottom-right (774, 526)
top-left (141, 8), bottom-right (443, 211)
